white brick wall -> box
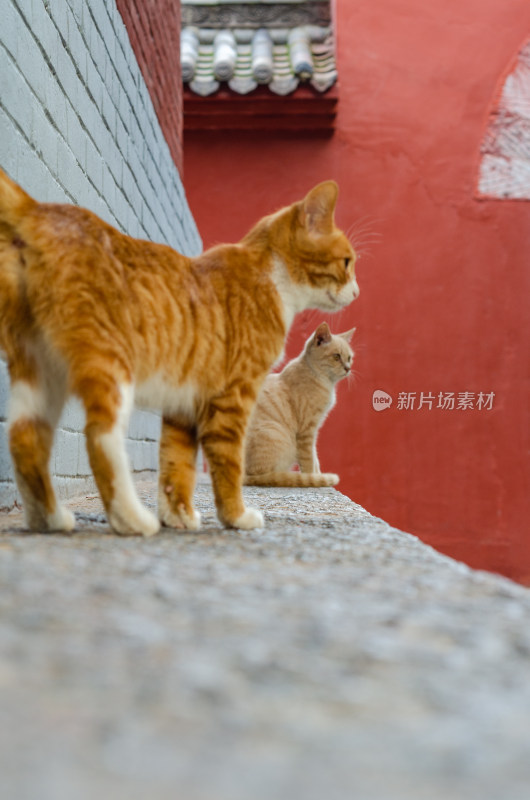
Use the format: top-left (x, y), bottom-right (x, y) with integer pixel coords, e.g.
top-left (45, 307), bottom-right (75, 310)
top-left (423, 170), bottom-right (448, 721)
top-left (0, 0), bottom-right (202, 508)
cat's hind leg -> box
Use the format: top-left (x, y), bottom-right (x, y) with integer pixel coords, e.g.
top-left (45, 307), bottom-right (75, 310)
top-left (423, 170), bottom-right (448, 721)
top-left (80, 378), bottom-right (159, 537)
top-left (158, 416), bottom-right (201, 530)
top-left (8, 369), bottom-right (75, 532)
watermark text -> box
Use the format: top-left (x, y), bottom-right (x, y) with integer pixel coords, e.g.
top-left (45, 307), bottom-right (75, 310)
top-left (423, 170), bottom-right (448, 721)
top-left (372, 390), bottom-right (496, 411)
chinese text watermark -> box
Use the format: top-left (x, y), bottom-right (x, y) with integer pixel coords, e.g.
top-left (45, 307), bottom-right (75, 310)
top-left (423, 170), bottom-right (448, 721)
top-left (372, 390), bottom-right (495, 412)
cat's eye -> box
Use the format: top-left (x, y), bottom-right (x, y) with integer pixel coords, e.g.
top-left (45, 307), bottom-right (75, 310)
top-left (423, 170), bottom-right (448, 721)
top-left (344, 258), bottom-right (351, 268)
top-left (333, 354), bottom-right (341, 361)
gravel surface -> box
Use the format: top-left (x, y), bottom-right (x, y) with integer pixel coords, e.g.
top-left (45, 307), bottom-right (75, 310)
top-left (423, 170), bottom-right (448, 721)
top-left (1, 477), bottom-right (530, 800)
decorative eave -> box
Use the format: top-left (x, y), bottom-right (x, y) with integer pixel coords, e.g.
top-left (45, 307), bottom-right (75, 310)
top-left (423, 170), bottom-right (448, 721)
top-left (181, 25), bottom-right (337, 97)
top-left (182, 1), bottom-right (337, 131)
top-left (184, 82), bottom-right (337, 131)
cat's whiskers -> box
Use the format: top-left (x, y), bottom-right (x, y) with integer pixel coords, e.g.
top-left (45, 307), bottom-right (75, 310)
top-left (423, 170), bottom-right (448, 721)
top-left (303, 307), bottom-right (328, 331)
top-left (346, 217), bottom-right (374, 239)
top-left (332, 307), bottom-right (351, 329)
top-left (347, 368), bottom-right (360, 387)
top-left (346, 216), bottom-right (383, 266)
top-left (346, 214), bottom-right (383, 238)
top-left (355, 249), bottom-right (377, 264)
top-left (353, 234), bottom-right (383, 249)
top-left (352, 235), bottom-right (382, 254)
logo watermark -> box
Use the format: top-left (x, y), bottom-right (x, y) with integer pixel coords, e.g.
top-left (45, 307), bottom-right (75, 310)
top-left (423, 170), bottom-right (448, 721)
top-left (372, 390), bottom-right (495, 411)
top-left (372, 390), bottom-right (393, 411)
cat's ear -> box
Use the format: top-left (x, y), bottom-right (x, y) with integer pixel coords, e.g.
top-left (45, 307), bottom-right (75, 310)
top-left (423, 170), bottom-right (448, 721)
top-left (313, 322), bottom-right (332, 346)
top-left (339, 327), bottom-right (356, 343)
top-left (300, 181), bottom-right (338, 234)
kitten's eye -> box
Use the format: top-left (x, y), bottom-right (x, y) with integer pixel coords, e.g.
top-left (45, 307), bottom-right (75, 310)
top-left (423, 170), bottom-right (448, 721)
top-left (333, 354), bottom-right (341, 361)
top-left (344, 258), bottom-right (351, 269)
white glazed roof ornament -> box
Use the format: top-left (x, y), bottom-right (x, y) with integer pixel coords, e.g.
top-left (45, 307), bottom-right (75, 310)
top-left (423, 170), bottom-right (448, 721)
top-left (181, 1), bottom-right (337, 97)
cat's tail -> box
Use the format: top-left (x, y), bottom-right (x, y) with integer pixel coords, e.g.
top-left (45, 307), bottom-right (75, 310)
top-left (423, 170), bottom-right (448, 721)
top-left (0, 168), bottom-right (36, 228)
top-left (0, 170), bottom-right (37, 353)
top-left (244, 472), bottom-right (339, 488)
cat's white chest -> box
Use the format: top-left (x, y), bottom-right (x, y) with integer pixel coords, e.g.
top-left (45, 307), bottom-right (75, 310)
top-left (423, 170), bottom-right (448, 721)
top-left (136, 374), bottom-right (197, 418)
top-left (271, 255), bottom-right (316, 329)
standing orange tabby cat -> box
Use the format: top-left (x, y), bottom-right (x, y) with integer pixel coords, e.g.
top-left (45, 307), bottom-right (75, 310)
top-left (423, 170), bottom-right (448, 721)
top-left (0, 169), bottom-right (359, 535)
top-left (245, 322), bottom-right (355, 487)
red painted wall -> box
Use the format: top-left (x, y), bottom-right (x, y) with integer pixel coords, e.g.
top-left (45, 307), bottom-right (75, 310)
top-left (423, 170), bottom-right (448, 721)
top-left (184, 0), bottom-right (530, 582)
top-left (117, 0), bottom-right (183, 172)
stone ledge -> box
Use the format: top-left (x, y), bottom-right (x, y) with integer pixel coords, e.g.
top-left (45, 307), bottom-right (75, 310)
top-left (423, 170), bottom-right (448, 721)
top-left (1, 478), bottom-right (529, 800)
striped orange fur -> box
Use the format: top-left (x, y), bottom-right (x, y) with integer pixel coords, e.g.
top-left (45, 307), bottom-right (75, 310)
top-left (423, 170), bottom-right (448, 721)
top-left (0, 169), bottom-right (359, 535)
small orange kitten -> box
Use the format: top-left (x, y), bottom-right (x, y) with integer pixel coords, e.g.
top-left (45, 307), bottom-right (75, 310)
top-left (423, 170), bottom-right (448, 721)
top-left (244, 322), bottom-right (355, 487)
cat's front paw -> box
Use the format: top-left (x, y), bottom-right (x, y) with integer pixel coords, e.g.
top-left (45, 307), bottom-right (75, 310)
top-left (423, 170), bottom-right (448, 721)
top-left (108, 505), bottom-right (160, 537)
top-left (161, 503), bottom-right (202, 531)
top-left (47, 505), bottom-right (76, 532)
top-left (158, 491), bottom-right (201, 531)
top-left (230, 507), bottom-right (265, 530)
top-left (24, 503), bottom-right (76, 532)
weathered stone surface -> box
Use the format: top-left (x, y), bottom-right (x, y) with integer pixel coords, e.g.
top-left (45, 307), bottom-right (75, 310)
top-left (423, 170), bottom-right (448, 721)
top-left (478, 38), bottom-right (530, 198)
top-left (1, 478), bottom-right (529, 800)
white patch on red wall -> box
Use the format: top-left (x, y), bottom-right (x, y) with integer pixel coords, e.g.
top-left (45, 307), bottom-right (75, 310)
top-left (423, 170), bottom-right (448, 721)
top-left (478, 40), bottom-right (530, 199)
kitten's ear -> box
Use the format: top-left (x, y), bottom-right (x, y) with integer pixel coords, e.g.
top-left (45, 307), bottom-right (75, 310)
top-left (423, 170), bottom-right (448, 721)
top-left (313, 322), bottom-right (332, 346)
top-left (339, 327), bottom-right (356, 343)
top-left (300, 181), bottom-right (338, 234)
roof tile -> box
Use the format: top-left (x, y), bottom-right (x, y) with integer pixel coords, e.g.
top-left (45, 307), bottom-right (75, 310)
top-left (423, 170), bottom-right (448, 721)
top-left (181, 1), bottom-right (336, 96)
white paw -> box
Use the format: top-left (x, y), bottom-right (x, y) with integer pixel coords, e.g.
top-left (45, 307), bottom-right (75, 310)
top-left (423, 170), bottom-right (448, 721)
top-left (231, 507), bottom-right (265, 530)
top-left (161, 504), bottom-right (202, 531)
top-left (179, 507), bottom-right (202, 530)
top-left (158, 491), bottom-right (201, 531)
top-left (109, 504), bottom-right (161, 537)
top-left (47, 505), bottom-right (76, 532)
